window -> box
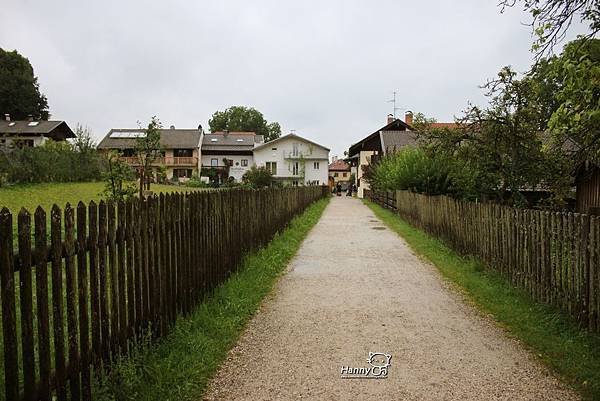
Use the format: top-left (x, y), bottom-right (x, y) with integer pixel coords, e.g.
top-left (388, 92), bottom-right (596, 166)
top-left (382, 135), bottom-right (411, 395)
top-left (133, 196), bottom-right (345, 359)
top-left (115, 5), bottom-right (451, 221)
top-left (292, 143), bottom-right (299, 156)
top-left (334, 172), bottom-right (338, 177)
top-left (241, 159), bottom-right (248, 167)
top-left (174, 169), bottom-right (192, 178)
top-left (271, 147), bottom-right (277, 151)
top-left (211, 158), bottom-right (218, 167)
top-left (174, 149), bottom-right (193, 157)
top-left (292, 161), bottom-right (299, 175)
top-left (266, 162), bottom-right (277, 175)
top-left (313, 162), bottom-right (319, 170)
top-left (292, 180), bottom-right (298, 187)
top-left (14, 139), bottom-right (34, 148)
top-left (343, 172), bottom-right (347, 177)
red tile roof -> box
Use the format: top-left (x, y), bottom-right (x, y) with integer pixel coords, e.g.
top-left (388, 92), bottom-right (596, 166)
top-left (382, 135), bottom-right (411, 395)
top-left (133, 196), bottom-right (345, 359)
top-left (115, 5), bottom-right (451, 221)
top-left (329, 159), bottom-right (350, 171)
top-left (430, 122), bottom-right (460, 129)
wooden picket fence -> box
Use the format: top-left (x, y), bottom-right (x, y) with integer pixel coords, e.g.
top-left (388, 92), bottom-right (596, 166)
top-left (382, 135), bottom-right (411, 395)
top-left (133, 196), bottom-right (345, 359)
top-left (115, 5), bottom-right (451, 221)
top-left (365, 190), bottom-right (397, 211)
top-left (0, 186), bottom-right (328, 401)
top-left (367, 190), bottom-right (600, 333)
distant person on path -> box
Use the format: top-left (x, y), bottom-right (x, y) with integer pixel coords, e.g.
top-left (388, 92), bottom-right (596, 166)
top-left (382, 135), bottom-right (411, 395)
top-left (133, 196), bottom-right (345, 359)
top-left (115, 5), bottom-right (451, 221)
top-left (336, 183), bottom-right (342, 196)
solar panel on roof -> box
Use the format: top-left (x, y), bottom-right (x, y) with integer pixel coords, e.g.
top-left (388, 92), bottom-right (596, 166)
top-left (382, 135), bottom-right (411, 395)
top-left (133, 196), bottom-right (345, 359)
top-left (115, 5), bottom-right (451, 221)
top-left (110, 131), bottom-right (146, 138)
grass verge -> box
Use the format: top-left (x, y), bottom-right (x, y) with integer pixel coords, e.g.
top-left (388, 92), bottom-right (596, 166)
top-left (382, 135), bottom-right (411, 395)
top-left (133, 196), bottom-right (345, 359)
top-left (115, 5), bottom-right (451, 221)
top-left (93, 197), bottom-right (330, 401)
top-left (365, 200), bottom-right (600, 401)
top-left (0, 181), bottom-right (203, 213)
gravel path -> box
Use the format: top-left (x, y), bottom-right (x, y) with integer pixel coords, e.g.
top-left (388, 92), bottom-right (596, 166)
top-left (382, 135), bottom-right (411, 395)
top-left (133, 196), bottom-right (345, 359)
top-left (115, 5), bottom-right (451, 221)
top-left (203, 196), bottom-right (579, 401)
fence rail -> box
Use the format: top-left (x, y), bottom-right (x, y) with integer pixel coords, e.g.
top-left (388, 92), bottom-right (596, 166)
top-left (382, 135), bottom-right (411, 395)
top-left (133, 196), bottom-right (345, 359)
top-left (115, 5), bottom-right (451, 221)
top-left (367, 190), bottom-right (600, 334)
top-left (365, 190), bottom-right (396, 211)
top-left (0, 186), bottom-right (328, 401)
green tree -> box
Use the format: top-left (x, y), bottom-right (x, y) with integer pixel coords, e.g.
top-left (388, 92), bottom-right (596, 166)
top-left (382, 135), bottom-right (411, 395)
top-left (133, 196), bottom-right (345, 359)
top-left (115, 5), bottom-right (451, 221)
top-left (0, 48), bottom-right (49, 120)
top-left (101, 151), bottom-right (136, 201)
top-left (535, 39), bottom-right (600, 167)
top-left (242, 165), bottom-right (273, 188)
top-left (499, 0), bottom-right (600, 58)
top-left (73, 124), bottom-right (96, 153)
top-left (208, 106), bottom-right (281, 142)
top-left (135, 116), bottom-right (163, 197)
top-left (416, 66), bottom-right (569, 205)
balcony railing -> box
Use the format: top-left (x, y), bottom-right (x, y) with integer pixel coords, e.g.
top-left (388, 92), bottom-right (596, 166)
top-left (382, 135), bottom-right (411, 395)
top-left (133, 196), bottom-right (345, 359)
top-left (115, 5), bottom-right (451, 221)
top-left (120, 156), bottom-right (198, 166)
top-left (201, 165), bottom-right (229, 172)
top-left (283, 151), bottom-right (321, 159)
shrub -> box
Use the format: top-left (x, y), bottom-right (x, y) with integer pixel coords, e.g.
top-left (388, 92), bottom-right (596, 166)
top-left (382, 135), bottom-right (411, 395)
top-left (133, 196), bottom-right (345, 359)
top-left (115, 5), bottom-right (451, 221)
top-left (369, 147), bottom-right (453, 195)
top-left (0, 138), bottom-right (104, 183)
top-left (242, 165), bottom-right (272, 188)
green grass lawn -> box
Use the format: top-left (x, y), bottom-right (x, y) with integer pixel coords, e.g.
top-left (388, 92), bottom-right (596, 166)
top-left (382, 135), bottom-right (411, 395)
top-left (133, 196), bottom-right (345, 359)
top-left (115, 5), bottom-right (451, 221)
top-left (92, 197), bottom-right (330, 401)
top-left (365, 200), bottom-right (600, 400)
top-left (0, 182), bottom-right (201, 214)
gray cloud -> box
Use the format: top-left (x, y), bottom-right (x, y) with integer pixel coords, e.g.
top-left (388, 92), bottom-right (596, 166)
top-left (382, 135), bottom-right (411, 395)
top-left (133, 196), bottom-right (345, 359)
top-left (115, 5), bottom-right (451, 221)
top-left (1, 0), bottom-right (586, 157)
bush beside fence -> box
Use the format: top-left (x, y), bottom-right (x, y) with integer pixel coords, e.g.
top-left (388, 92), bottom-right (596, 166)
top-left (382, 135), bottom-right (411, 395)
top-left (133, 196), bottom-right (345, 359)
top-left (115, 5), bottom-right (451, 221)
top-left (0, 186), bottom-right (328, 401)
top-left (367, 190), bottom-right (600, 334)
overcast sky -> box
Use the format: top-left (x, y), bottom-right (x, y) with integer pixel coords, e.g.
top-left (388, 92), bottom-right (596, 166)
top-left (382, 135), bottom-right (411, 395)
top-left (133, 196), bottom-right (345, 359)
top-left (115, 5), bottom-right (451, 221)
top-left (0, 0), bottom-right (586, 157)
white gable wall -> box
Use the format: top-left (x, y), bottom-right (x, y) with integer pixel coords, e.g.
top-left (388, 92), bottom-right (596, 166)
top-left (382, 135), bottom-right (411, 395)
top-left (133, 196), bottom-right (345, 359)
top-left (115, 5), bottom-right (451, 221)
top-left (253, 135), bottom-right (329, 186)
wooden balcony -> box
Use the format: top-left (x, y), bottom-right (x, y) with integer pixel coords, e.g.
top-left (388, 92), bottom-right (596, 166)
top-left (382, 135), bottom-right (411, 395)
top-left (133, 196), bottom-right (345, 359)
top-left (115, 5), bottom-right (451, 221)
top-left (120, 156), bottom-right (198, 166)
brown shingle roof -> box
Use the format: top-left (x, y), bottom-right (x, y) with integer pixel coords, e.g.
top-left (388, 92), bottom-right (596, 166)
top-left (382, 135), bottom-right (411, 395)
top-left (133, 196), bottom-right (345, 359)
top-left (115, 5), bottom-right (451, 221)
top-left (202, 132), bottom-right (263, 152)
top-left (97, 128), bottom-right (201, 149)
top-left (348, 118), bottom-right (410, 156)
top-left (0, 120), bottom-right (75, 139)
top-left (380, 130), bottom-right (418, 154)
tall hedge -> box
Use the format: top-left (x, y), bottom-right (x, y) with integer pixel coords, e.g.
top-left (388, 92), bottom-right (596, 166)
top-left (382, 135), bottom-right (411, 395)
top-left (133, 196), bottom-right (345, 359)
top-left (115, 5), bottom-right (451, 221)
top-left (0, 140), bottom-right (104, 184)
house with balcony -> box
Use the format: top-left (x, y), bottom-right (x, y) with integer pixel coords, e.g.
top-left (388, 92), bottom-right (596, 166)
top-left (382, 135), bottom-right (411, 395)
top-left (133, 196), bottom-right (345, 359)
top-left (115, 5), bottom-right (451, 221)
top-left (200, 131), bottom-right (264, 183)
top-left (253, 133), bottom-right (329, 186)
top-left (97, 126), bottom-right (202, 181)
top-left (0, 114), bottom-right (75, 148)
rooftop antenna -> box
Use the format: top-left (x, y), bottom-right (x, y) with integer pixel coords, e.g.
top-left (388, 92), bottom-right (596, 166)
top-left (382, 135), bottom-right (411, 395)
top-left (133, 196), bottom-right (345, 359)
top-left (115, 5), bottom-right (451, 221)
top-left (387, 91), bottom-right (405, 119)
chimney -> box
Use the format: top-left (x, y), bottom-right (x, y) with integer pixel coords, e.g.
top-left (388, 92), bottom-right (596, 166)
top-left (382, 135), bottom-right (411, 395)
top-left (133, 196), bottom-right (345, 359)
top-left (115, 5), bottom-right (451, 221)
top-left (4, 114), bottom-right (9, 122)
top-left (223, 129), bottom-right (229, 137)
top-left (386, 114), bottom-right (394, 124)
top-left (405, 111), bottom-right (413, 126)
top-left (27, 114), bottom-right (34, 121)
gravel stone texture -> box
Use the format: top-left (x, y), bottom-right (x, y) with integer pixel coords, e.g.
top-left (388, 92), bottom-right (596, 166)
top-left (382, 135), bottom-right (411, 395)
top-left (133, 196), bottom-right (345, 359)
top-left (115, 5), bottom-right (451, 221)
top-left (202, 196), bottom-right (579, 401)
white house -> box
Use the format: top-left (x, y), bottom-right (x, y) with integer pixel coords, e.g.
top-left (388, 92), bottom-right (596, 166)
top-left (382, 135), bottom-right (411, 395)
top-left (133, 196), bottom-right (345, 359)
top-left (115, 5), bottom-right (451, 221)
top-left (253, 133), bottom-right (329, 186)
top-left (200, 131), bottom-right (264, 183)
